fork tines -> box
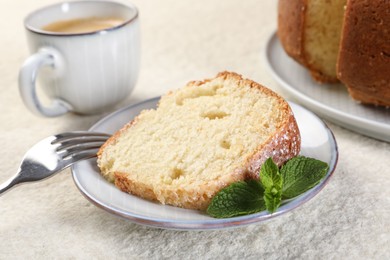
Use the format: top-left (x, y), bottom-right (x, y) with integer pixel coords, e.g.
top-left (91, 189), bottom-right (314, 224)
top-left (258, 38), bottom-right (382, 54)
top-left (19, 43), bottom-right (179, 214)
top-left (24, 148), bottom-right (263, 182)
top-left (51, 131), bottom-right (111, 160)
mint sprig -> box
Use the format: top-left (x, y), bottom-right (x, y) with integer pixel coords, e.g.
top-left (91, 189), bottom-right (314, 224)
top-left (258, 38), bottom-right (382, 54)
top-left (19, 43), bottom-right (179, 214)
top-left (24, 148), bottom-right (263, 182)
top-left (206, 156), bottom-right (329, 218)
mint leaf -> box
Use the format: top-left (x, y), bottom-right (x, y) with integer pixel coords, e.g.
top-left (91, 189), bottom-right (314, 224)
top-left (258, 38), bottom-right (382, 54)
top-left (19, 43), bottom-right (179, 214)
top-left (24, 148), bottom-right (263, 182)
top-left (207, 180), bottom-right (265, 218)
top-left (260, 158), bottom-right (283, 213)
top-left (281, 156), bottom-right (329, 199)
top-left (260, 158), bottom-right (281, 189)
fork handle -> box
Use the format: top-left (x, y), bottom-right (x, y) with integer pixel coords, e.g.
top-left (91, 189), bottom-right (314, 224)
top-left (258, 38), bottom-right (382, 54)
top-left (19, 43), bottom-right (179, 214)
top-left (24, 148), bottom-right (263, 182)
top-left (0, 175), bottom-right (19, 195)
top-left (0, 167), bottom-right (32, 195)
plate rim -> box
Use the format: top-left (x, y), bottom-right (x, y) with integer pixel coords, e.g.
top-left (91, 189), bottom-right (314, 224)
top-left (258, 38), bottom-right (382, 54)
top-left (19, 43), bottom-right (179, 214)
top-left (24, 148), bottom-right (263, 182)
top-left (71, 97), bottom-right (339, 230)
top-left (263, 31), bottom-right (390, 142)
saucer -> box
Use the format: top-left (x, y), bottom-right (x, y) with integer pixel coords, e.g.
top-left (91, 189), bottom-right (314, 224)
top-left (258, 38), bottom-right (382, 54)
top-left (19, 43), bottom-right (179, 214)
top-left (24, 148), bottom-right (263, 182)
top-left (72, 98), bottom-right (338, 230)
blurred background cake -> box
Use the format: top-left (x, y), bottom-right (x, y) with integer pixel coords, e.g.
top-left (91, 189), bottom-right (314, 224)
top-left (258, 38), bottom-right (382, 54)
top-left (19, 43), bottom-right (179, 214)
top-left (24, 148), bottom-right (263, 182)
top-left (277, 0), bottom-right (389, 107)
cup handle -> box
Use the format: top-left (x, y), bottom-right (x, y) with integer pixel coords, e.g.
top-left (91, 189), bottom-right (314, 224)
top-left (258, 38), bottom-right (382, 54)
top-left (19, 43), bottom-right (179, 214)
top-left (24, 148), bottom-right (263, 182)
top-left (18, 47), bottom-right (71, 117)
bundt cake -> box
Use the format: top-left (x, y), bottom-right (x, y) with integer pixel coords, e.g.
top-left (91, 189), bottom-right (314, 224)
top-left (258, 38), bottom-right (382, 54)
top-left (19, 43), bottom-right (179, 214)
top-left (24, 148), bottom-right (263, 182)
top-left (278, 0), bottom-right (390, 107)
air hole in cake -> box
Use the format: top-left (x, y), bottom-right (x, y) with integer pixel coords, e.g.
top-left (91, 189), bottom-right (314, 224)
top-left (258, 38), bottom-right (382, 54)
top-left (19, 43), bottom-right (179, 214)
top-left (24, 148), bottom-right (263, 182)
top-left (175, 84), bottom-right (221, 105)
top-left (171, 167), bottom-right (184, 180)
top-left (201, 110), bottom-right (229, 120)
top-left (220, 139), bottom-right (231, 149)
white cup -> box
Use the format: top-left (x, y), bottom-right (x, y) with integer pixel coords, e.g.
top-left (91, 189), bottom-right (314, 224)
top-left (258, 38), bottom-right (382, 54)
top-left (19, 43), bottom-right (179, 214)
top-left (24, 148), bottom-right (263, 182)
top-left (19, 1), bottom-right (140, 117)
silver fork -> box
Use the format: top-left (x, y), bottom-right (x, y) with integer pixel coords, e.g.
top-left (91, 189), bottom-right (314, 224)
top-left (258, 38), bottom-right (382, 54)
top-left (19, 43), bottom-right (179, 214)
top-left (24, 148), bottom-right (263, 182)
top-left (0, 131), bottom-right (110, 195)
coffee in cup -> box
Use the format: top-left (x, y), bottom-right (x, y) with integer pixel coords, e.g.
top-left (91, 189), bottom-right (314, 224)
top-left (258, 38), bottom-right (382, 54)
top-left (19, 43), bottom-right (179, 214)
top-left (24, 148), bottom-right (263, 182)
top-left (42, 16), bottom-right (125, 34)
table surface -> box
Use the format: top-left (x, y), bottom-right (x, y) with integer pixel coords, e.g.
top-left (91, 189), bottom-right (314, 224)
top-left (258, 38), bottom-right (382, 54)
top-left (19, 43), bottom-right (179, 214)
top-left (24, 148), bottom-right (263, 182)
top-left (0, 0), bottom-right (389, 259)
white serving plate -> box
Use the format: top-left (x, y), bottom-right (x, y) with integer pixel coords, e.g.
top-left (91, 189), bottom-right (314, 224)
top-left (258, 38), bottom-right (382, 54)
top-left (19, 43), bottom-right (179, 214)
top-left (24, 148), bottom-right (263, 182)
top-left (72, 97), bottom-right (338, 230)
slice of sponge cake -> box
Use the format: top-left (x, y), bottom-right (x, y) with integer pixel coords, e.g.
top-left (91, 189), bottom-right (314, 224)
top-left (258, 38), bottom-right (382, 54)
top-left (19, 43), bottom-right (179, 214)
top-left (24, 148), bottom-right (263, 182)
top-left (97, 72), bottom-right (301, 210)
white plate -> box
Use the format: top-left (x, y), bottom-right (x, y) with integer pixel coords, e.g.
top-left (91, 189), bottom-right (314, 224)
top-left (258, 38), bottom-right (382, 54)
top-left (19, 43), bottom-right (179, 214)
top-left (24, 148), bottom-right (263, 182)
top-left (264, 32), bottom-right (390, 142)
top-left (71, 98), bottom-right (338, 230)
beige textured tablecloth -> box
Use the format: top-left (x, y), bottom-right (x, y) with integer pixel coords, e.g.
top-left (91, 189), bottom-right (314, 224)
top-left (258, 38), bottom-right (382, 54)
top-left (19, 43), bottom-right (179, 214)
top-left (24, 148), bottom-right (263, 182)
top-left (1, 0), bottom-right (389, 259)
